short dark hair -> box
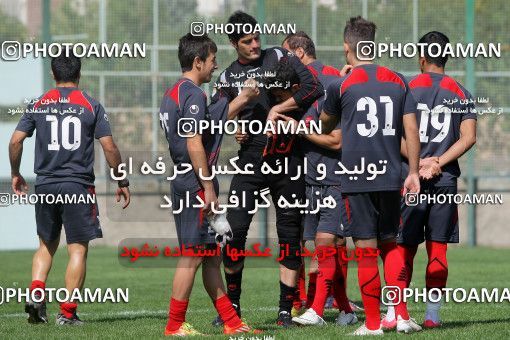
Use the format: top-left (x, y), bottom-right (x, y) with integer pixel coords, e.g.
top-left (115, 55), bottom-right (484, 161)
top-left (267, 58), bottom-right (300, 92)
top-left (227, 11), bottom-right (258, 43)
top-left (51, 54), bottom-right (81, 83)
top-left (418, 31), bottom-right (450, 67)
top-left (344, 16), bottom-right (377, 52)
top-left (283, 31), bottom-right (316, 58)
top-left (178, 33), bottom-right (217, 72)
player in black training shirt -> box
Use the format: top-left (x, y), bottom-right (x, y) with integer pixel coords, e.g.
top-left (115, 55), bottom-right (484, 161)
top-left (389, 31), bottom-right (477, 330)
top-left (161, 34), bottom-right (260, 336)
top-left (211, 11), bottom-right (323, 327)
top-left (320, 17), bottom-right (422, 335)
top-left (9, 54), bottom-right (130, 325)
top-left (281, 31), bottom-right (359, 325)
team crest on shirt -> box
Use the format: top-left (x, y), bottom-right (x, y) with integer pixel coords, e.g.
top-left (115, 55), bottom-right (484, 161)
top-left (104, 113), bottom-right (109, 121)
top-left (190, 104), bottom-right (199, 115)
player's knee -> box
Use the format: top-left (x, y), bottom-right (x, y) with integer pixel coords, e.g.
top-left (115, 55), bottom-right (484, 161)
top-left (223, 261), bottom-right (244, 274)
top-left (278, 238), bottom-right (301, 270)
top-left (67, 242), bottom-right (89, 259)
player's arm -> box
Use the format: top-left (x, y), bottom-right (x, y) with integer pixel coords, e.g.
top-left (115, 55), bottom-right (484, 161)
top-left (438, 119), bottom-right (476, 167)
top-left (303, 129), bottom-right (342, 151)
top-left (268, 50), bottom-right (323, 115)
top-left (95, 104), bottom-right (130, 208)
top-left (400, 137), bottom-right (408, 158)
top-left (9, 130), bottom-right (29, 195)
top-left (183, 90), bottom-right (217, 213)
top-left (403, 113), bottom-right (420, 175)
top-left (276, 113), bottom-right (342, 150)
top-left (99, 136), bottom-right (130, 209)
top-left (227, 79), bottom-right (260, 120)
top-left (319, 82), bottom-right (342, 134)
top-left (186, 134), bottom-right (217, 214)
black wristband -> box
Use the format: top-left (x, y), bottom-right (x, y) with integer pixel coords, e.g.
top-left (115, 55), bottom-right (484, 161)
top-left (118, 179), bottom-right (130, 188)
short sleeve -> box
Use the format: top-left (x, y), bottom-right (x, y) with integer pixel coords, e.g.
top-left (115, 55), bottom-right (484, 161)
top-left (323, 81), bottom-right (342, 117)
top-left (403, 78), bottom-right (418, 115)
top-left (179, 88), bottom-right (207, 136)
top-left (211, 72), bottom-right (233, 104)
top-left (94, 104), bottom-right (112, 139)
top-left (16, 105), bottom-right (36, 137)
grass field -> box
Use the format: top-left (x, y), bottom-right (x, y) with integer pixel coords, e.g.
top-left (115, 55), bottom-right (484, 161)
top-left (1, 246), bottom-right (510, 339)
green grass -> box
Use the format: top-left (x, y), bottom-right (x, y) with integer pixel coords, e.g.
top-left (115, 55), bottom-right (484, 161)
top-left (1, 246), bottom-right (510, 339)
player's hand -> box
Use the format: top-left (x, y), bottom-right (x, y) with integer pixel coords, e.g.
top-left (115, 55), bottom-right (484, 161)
top-left (266, 106), bottom-right (283, 137)
top-left (235, 127), bottom-right (249, 144)
top-left (339, 64), bottom-right (353, 77)
top-left (419, 157), bottom-right (441, 180)
top-left (115, 187), bottom-right (130, 209)
top-left (207, 213), bottom-right (233, 247)
top-left (275, 113), bottom-right (299, 134)
top-left (11, 174), bottom-right (28, 195)
top-left (241, 79), bottom-right (260, 101)
top-left (403, 172), bottom-right (420, 196)
top-left (203, 187), bottom-right (218, 215)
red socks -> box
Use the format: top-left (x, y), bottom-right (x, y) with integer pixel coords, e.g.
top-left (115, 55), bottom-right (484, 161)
top-left (310, 245), bottom-right (336, 316)
top-left (213, 295), bottom-right (242, 328)
top-left (357, 247), bottom-right (381, 330)
top-left (426, 241), bottom-right (448, 289)
top-left (305, 272), bottom-right (317, 308)
top-left (379, 242), bottom-right (409, 320)
top-left (397, 244), bottom-right (418, 287)
top-left (166, 298), bottom-right (188, 332)
top-left (30, 280), bottom-right (45, 299)
top-left (60, 302), bottom-right (77, 319)
top-left (333, 245), bottom-right (352, 313)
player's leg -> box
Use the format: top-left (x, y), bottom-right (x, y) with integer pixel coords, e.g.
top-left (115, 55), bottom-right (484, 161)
top-left (294, 186), bottom-right (351, 325)
top-left (305, 252), bottom-right (318, 309)
top-left (377, 191), bottom-right (421, 334)
top-left (345, 192), bottom-right (383, 335)
top-left (56, 183), bottom-right (103, 326)
top-left (26, 183), bottom-right (62, 324)
top-left (213, 159), bottom-right (264, 326)
top-left (423, 186), bottom-right (458, 328)
top-left (301, 185), bottom-right (319, 311)
top-left (165, 187), bottom-right (213, 336)
top-left (202, 254), bottom-right (261, 334)
top-left (27, 238), bottom-right (59, 324)
top-left (57, 241), bottom-right (88, 326)
top-left (333, 188), bottom-right (357, 323)
top-left (292, 232), bottom-right (335, 326)
top-left (383, 194), bottom-right (426, 329)
top-left (270, 155), bottom-right (304, 327)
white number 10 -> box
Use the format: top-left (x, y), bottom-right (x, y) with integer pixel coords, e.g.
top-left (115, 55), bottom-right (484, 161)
top-left (46, 115), bottom-right (81, 151)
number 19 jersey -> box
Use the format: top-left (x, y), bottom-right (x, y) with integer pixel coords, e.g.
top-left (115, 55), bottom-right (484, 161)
top-left (323, 64), bottom-right (417, 193)
top-left (406, 72), bottom-right (477, 186)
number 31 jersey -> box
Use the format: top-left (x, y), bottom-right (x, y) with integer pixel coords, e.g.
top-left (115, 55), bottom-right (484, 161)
top-left (405, 72), bottom-right (477, 186)
top-left (15, 87), bottom-right (112, 186)
top-left (323, 64), bottom-right (417, 193)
